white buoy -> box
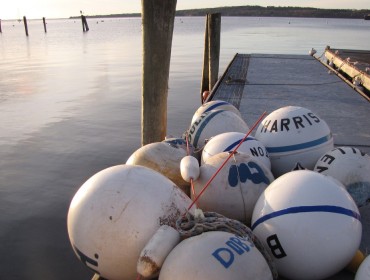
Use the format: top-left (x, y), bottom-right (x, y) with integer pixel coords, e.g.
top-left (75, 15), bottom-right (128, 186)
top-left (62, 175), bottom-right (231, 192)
top-left (254, 106), bottom-right (334, 177)
top-left (251, 170), bottom-right (362, 280)
top-left (194, 152), bottom-right (274, 226)
top-left (201, 132), bottom-right (271, 169)
top-left (191, 100), bottom-right (241, 125)
top-left (355, 254), bottom-right (370, 280)
top-left (314, 146), bottom-right (370, 207)
top-left (137, 225), bottom-right (180, 279)
top-left (159, 231), bottom-right (273, 280)
top-left (126, 141), bottom-right (189, 194)
top-left (188, 110), bottom-right (249, 150)
top-left (67, 165), bottom-right (193, 280)
top-left (180, 155), bottom-right (200, 183)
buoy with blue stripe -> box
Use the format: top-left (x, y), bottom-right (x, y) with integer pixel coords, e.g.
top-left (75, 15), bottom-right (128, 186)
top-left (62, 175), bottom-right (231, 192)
top-left (194, 152), bottom-right (274, 225)
top-left (191, 100), bottom-right (242, 125)
top-left (67, 165), bottom-right (193, 280)
top-left (254, 106), bottom-right (334, 177)
top-left (188, 110), bottom-right (249, 150)
top-left (201, 132), bottom-right (271, 169)
top-left (314, 146), bottom-right (370, 207)
top-left (251, 170), bottom-right (362, 280)
top-left (159, 231), bottom-right (273, 280)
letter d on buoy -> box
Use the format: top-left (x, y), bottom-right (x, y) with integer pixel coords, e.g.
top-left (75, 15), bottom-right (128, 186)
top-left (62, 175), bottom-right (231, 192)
top-left (212, 247), bottom-right (234, 269)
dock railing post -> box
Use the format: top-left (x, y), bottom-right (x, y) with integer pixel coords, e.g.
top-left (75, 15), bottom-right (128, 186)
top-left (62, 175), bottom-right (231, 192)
top-left (200, 13), bottom-right (221, 102)
top-left (23, 16), bottom-right (29, 36)
top-left (43, 17), bottom-right (47, 33)
top-left (141, 0), bottom-right (177, 146)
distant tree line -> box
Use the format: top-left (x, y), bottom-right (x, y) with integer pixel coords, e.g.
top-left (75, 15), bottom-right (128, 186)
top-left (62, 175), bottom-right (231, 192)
top-left (71, 5), bottom-right (370, 19)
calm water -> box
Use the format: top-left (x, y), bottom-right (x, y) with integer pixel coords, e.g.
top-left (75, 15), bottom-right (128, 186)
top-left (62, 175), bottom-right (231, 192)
top-left (0, 17), bottom-right (369, 279)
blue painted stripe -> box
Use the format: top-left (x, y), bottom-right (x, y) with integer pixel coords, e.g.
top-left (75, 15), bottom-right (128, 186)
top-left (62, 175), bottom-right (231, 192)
top-left (223, 137), bottom-right (254, 152)
top-left (204, 101), bottom-right (232, 113)
top-left (192, 110), bottom-right (225, 148)
top-left (266, 134), bottom-right (332, 154)
top-left (251, 205), bottom-right (361, 230)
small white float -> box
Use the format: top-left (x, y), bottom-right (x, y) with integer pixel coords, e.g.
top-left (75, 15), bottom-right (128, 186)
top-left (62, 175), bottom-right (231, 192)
top-left (201, 132), bottom-right (271, 169)
top-left (67, 165), bottom-right (193, 280)
top-left (194, 152), bottom-right (274, 226)
top-left (314, 146), bottom-right (370, 207)
top-left (188, 110), bottom-right (249, 150)
top-left (254, 106), bottom-right (334, 177)
top-left (126, 141), bottom-right (189, 194)
top-left (251, 170), bottom-right (362, 280)
top-left (159, 231), bottom-right (273, 280)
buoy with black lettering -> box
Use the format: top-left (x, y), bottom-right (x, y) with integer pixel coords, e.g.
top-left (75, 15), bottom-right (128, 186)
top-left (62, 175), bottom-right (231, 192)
top-left (355, 254), bottom-right (370, 280)
top-left (191, 100), bottom-right (241, 125)
top-left (126, 141), bottom-right (190, 194)
top-left (254, 106), bottom-right (334, 177)
top-left (67, 165), bottom-right (193, 280)
top-left (180, 155), bottom-right (200, 183)
top-left (159, 231), bottom-right (273, 280)
top-left (201, 132), bottom-right (271, 169)
top-left (314, 146), bottom-right (370, 207)
top-left (194, 152), bottom-right (274, 225)
top-left (251, 170), bottom-right (362, 280)
top-left (137, 225), bottom-right (180, 279)
top-left (188, 110), bottom-right (249, 150)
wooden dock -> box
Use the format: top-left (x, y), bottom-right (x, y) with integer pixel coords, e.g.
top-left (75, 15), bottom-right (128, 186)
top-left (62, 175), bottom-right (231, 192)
top-left (209, 52), bottom-right (370, 280)
top-left (324, 47), bottom-right (370, 94)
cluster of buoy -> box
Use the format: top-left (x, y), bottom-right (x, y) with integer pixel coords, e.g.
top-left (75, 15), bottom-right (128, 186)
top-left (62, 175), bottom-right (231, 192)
top-left (67, 100), bottom-right (370, 280)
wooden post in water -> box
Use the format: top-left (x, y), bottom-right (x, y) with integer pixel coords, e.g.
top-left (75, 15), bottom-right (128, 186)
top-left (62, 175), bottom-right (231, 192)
top-left (23, 16), bottom-right (29, 36)
top-left (42, 17), bottom-right (47, 33)
top-left (141, 0), bottom-right (177, 145)
top-left (81, 15), bottom-right (89, 32)
top-left (0, 19), bottom-right (2, 33)
top-left (200, 13), bottom-right (221, 102)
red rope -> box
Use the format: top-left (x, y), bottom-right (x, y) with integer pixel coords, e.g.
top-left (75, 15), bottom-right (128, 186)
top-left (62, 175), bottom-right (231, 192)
top-left (186, 111), bottom-right (267, 212)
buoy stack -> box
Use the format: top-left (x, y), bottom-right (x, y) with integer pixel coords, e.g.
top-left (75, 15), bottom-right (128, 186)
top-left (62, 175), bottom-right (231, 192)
top-left (67, 100), bottom-right (368, 280)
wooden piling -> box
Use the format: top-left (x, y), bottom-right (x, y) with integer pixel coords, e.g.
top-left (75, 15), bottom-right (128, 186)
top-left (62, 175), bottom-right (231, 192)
top-left (23, 16), bottom-right (28, 36)
top-left (81, 15), bottom-right (89, 32)
top-left (200, 13), bottom-right (221, 102)
top-left (141, 0), bottom-right (177, 145)
top-left (43, 17), bottom-right (47, 33)
top-left (0, 19), bottom-right (2, 33)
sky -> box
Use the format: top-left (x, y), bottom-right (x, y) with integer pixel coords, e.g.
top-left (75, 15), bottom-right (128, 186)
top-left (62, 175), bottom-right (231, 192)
top-left (1, 0), bottom-right (369, 20)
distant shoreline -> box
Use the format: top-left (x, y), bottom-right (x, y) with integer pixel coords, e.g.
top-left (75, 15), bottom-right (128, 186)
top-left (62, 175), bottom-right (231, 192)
top-left (71, 5), bottom-right (370, 20)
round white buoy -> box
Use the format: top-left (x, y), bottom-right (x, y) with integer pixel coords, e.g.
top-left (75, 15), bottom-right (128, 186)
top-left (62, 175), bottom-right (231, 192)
top-left (251, 170), bottom-right (362, 280)
top-left (201, 132), bottom-right (271, 169)
top-left (67, 165), bottom-right (193, 280)
top-left (126, 141), bottom-right (189, 194)
top-left (194, 152), bottom-right (274, 226)
top-left (191, 100), bottom-right (241, 125)
top-left (355, 254), bottom-right (370, 280)
top-left (254, 106), bottom-right (334, 177)
top-left (180, 155), bottom-right (200, 183)
top-left (188, 110), bottom-right (249, 150)
top-left (137, 225), bottom-right (180, 279)
top-left (159, 231), bottom-right (273, 280)
top-left (314, 146), bottom-right (370, 207)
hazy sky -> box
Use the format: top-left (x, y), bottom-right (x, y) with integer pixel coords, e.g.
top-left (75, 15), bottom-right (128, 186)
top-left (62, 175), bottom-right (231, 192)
top-left (1, 0), bottom-right (369, 20)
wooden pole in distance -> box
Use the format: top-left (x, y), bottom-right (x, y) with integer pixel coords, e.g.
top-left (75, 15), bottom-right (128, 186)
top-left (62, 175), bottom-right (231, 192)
top-left (23, 16), bottom-right (29, 36)
top-left (208, 13), bottom-right (221, 92)
top-left (141, 0), bottom-right (177, 146)
top-left (43, 17), bottom-right (47, 33)
top-left (0, 19), bottom-right (2, 33)
top-left (200, 15), bottom-right (210, 102)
